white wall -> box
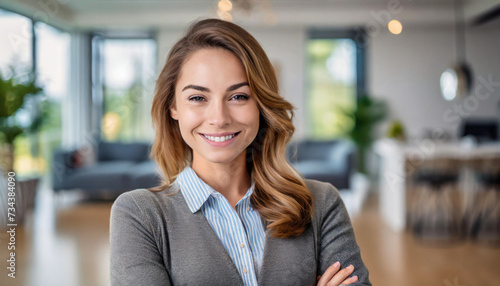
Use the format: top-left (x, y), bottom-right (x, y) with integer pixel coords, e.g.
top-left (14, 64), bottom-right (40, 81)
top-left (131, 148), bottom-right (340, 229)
top-left (246, 26), bottom-right (307, 139)
top-left (370, 25), bottom-right (500, 139)
top-left (157, 22), bottom-right (500, 141)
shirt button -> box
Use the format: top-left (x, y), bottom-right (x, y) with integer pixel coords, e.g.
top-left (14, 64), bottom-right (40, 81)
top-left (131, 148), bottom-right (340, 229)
top-left (247, 207), bottom-right (250, 211)
top-left (240, 243), bottom-right (245, 248)
top-left (243, 268), bottom-right (248, 274)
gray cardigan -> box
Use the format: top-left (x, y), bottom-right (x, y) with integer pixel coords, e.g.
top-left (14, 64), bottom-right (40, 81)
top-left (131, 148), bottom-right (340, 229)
top-left (110, 179), bottom-right (371, 285)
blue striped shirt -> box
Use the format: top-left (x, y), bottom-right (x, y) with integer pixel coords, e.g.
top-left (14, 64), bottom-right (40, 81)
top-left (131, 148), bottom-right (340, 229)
top-left (175, 166), bottom-right (266, 286)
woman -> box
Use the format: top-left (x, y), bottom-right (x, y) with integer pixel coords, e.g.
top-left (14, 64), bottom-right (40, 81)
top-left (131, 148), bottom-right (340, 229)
top-left (110, 18), bottom-right (371, 286)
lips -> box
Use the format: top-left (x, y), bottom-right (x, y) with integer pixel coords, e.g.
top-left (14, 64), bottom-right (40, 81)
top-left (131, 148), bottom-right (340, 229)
top-left (201, 131), bottom-right (241, 137)
top-left (199, 131), bottom-right (241, 145)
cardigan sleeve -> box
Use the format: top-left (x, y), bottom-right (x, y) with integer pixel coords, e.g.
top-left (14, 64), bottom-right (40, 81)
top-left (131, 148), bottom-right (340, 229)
top-left (317, 183), bottom-right (372, 285)
top-left (110, 191), bottom-right (172, 286)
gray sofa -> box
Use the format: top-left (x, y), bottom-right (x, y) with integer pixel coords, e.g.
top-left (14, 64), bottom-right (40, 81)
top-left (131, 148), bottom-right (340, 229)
top-left (52, 139), bottom-right (356, 196)
top-left (52, 141), bottom-right (162, 196)
top-left (286, 139), bottom-right (357, 190)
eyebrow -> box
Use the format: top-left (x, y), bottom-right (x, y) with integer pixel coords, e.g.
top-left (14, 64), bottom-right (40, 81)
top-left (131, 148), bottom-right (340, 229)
top-left (181, 82), bottom-right (249, 93)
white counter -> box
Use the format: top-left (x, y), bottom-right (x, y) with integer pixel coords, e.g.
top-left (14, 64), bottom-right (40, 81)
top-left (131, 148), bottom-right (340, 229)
top-left (373, 138), bottom-right (500, 232)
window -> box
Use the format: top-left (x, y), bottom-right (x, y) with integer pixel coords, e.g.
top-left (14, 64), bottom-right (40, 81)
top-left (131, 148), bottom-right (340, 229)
top-left (93, 37), bottom-right (157, 142)
top-left (34, 22), bottom-right (70, 175)
top-left (1, 9), bottom-right (34, 176)
top-left (0, 8), bottom-right (69, 177)
top-left (0, 9), bottom-right (32, 75)
top-left (306, 29), bottom-right (366, 139)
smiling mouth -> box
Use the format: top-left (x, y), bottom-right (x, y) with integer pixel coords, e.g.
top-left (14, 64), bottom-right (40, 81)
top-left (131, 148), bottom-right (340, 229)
top-left (201, 131), bottom-right (241, 142)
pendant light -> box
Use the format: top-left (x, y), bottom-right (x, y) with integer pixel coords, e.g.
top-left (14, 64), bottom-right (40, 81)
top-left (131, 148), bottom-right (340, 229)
top-left (440, 0), bottom-right (473, 101)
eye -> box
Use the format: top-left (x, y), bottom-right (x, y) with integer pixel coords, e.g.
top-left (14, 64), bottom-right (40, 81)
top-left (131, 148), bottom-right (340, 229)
top-left (231, 94), bottom-right (250, 101)
top-left (188, 95), bottom-right (206, 102)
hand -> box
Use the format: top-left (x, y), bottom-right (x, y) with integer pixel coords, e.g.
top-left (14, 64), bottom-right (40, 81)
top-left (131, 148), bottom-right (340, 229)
top-left (316, 261), bottom-right (358, 286)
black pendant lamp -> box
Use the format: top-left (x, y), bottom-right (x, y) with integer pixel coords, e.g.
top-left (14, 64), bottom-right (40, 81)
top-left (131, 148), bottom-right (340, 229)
top-left (440, 0), bottom-right (474, 101)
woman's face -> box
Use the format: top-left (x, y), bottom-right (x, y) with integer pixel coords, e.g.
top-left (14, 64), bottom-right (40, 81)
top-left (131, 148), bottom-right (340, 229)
top-left (170, 48), bottom-right (260, 167)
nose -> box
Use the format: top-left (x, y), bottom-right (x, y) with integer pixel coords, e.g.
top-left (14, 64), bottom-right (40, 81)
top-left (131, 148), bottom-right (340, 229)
top-left (207, 100), bottom-right (232, 127)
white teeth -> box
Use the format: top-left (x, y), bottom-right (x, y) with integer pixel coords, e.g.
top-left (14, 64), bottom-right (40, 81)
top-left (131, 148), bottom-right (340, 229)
top-left (203, 133), bottom-right (236, 142)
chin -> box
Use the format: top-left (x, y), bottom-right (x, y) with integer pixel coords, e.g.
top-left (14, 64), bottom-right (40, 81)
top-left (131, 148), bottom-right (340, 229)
top-left (204, 155), bottom-right (238, 164)
top-left (197, 149), bottom-right (245, 165)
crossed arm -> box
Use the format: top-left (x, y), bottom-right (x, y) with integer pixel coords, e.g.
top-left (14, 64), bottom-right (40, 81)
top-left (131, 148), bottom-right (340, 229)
top-left (110, 185), bottom-right (371, 286)
top-left (316, 183), bottom-right (372, 286)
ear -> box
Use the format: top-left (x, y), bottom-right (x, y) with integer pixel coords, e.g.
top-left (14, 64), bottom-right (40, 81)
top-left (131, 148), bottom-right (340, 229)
top-left (170, 105), bottom-right (178, 121)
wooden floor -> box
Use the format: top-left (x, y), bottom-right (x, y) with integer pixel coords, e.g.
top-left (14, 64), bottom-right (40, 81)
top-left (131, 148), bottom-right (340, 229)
top-left (1, 186), bottom-right (499, 286)
top-left (353, 194), bottom-right (500, 286)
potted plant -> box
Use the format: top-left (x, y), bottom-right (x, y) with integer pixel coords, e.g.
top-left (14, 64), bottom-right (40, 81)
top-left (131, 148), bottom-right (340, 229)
top-left (0, 70), bottom-right (45, 225)
top-left (340, 95), bottom-right (388, 174)
top-left (0, 70), bottom-right (44, 172)
top-left (386, 119), bottom-right (406, 142)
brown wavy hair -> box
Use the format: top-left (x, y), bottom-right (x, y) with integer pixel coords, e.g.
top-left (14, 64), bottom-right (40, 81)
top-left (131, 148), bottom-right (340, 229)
top-left (149, 18), bottom-right (313, 239)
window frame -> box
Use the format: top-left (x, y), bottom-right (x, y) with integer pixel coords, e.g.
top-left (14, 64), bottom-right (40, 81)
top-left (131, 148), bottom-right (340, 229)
top-left (91, 31), bottom-right (158, 142)
top-left (304, 28), bottom-right (367, 139)
top-left (0, 6), bottom-right (71, 74)
top-left (307, 28), bottom-right (367, 98)
top-left (0, 7), bottom-right (71, 176)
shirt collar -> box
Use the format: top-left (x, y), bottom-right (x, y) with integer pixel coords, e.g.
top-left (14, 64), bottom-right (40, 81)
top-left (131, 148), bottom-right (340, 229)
top-left (175, 165), bottom-right (255, 214)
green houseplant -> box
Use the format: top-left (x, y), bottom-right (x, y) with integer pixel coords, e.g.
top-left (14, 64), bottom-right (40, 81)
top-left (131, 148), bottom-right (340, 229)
top-left (386, 119), bottom-right (406, 141)
top-left (341, 95), bottom-right (388, 174)
top-left (0, 70), bottom-right (47, 225)
top-left (0, 71), bottom-right (44, 174)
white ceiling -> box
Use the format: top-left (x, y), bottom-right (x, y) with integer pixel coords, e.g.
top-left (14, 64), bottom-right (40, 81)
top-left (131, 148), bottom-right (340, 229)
top-left (1, 0), bottom-right (498, 30)
top-left (62, 0), bottom-right (455, 12)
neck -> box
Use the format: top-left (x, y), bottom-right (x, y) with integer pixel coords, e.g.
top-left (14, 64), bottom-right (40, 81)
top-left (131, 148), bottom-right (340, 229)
top-left (191, 151), bottom-right (252, 207)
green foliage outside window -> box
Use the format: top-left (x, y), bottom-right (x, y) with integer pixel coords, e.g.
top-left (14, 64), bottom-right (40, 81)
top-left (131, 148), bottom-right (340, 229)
top-left (306, 39), bottom-right (357, 140)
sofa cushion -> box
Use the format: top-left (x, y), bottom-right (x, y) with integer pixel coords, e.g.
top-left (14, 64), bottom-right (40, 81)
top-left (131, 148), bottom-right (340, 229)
top-left (292, 161), bottom-right (350, 189)
top-left (288, 140), bottom-right (341, 162)
top-left (58, 161), bottom-right (135, 191)
top-left (98, 141), bottom-right (150, 162)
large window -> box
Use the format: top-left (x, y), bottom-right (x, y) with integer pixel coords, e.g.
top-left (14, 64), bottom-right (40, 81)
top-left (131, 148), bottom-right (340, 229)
top-left (0, 9), bottom-right (32, 75)
top-left (1, 9), bottom-right (34, 177)
top-left (93, 37), bottom-right (157, 142)
top-left (34, 22), bottom-right (70, 176)
top-left (0, 8), bottom-right (69, 177)
top-left (306, 30), bottom-right (366, 139)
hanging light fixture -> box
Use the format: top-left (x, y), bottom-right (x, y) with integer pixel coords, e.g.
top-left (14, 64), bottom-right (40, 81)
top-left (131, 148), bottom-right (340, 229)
top-left (440, 0), bottom-right (474, 101)
top-left (216, 0), bottom-right (277, 25)
top-left (217, 0), bottom-right (233, 21)
top-left (388, 19), bottom-right (403, 35)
